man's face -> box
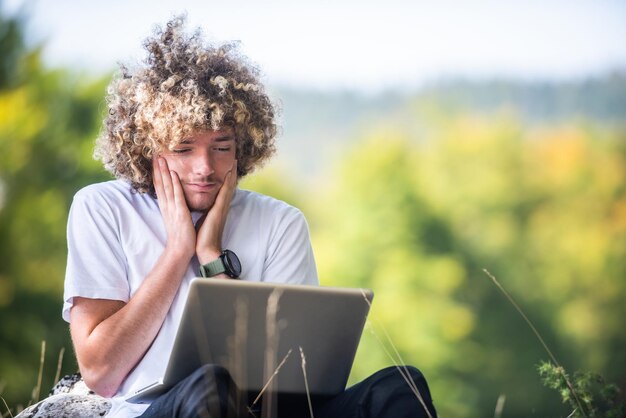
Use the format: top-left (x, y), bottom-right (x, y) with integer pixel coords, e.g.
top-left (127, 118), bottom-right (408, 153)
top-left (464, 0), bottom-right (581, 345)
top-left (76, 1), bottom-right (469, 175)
top-left (159, 129), bottom-right (237, 212)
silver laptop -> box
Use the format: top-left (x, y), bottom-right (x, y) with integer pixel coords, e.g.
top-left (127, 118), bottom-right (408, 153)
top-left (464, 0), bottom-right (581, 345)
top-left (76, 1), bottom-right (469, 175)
top-left (126, 278), bottom-right (373, 403)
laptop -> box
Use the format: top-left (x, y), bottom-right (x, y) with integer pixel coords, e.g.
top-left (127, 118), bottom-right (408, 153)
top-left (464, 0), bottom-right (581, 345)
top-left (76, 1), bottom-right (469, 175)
top-left (126, 278), bottom-right (373, 403)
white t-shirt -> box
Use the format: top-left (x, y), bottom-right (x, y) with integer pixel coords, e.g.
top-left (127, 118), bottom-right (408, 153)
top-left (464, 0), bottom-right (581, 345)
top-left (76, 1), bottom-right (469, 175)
top-left (63, 180), bottom-right (318, 417)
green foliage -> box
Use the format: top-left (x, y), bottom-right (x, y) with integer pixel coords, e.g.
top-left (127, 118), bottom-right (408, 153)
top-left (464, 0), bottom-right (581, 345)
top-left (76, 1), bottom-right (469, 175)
top-left (538, 361), bottom-right (626, 418)
top-left (2, 6), bottom-right (626, 417)
top-left (0, 7), bottom-right (111, 409)
top-left (292, 113), bottom-right (625, 417)
top-left (0, 6), bottom-right (27, 89)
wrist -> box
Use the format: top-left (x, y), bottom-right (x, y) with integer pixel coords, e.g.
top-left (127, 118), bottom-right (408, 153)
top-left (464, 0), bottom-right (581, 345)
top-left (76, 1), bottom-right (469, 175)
top-left (197, 249), bottom-right (222, 265)
top-left (164, 242), bottom-right (195, 263)
top-left (199, 249), bottom-right (242, 279)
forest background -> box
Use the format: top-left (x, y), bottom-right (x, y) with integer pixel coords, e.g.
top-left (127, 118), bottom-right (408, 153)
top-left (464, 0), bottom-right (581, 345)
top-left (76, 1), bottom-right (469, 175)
top-left (1, 4), bottom-right (625, 418)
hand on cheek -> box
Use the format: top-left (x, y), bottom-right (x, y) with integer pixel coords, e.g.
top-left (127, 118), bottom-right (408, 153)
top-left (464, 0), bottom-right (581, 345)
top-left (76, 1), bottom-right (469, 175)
top-left (152, 157), bottom-right (196, 260)
top-left (196, 160), bottom-right (238, 264)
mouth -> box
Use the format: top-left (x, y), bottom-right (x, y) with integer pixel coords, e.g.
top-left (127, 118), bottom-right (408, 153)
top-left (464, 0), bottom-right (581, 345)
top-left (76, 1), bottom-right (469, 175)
top-left (186, 182), bottom-right (219, 193)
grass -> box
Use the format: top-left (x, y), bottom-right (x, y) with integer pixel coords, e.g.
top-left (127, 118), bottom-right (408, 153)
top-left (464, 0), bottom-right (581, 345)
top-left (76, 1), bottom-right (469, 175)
top-left (0, 341), bottom-right (66, 418)
top-left (246, 286), bottom-right (435, 418)
top-left (299, 347), bottom-right (314, 418)
top-left (360, 289), bottom-right (435, 418)
top-left (2, 285), bottom-right (437, 418)
top-left (493, 394), bottom-right (506, 418)
top-left (0, 396), bottom-right (14, 418)
top-left (483, 269), bottom-right (625, 418)
top-left (12, 269), bottom-right (623, 417)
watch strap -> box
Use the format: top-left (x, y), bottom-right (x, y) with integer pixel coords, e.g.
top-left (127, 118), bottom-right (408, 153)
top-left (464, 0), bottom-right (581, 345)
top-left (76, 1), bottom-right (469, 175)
top-left (200, 257), bottom-right (226, 278)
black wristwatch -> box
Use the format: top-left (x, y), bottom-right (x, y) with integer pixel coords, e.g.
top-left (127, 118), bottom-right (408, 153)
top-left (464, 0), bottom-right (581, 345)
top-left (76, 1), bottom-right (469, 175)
top-left (199, 249), bottom-right (242, 278)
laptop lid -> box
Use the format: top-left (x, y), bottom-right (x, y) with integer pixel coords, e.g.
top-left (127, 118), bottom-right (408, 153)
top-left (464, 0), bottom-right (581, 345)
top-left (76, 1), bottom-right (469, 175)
top-left (131, 279), bottom-right (373, 401)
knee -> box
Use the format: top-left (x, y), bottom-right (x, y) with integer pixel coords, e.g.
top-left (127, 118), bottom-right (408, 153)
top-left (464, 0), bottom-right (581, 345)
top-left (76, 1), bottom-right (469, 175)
top-left (373, 365), bottom-right (426, 390)
top-left (185, 364), bottom-right (230, 382)
top-left (176, 364), bottom-right (236, 416)
top-left (185, 364), bottom-right (233, 396)
top-left (197, 364), bottom-right (232, 383)
top-left (364, 366), bottom-right (436, 418)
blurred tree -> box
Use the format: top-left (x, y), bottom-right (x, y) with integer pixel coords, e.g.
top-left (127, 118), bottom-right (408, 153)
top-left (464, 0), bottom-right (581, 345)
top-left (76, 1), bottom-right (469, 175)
top-left (414, 114), bottom-right (626, 415)
top-left (0, 7), bottom-right (110, 408)
top-left (0, 4), bottom-right (28, 89)
top-left (1, 5), bottom-right (624, 416)
top-left (309, 111), bottom-right (626, 417)
top-left (309, 130), bottom-right (479, 417)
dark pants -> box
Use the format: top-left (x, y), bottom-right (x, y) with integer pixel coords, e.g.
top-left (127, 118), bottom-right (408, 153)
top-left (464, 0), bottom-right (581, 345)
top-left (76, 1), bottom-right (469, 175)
top-left (139, 364), bottom-right (437, 418)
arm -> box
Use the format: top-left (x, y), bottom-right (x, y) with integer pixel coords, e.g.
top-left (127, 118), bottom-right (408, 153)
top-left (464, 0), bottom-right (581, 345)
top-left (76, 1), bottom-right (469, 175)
top-left (69, 158), bottom-right (236, 396)
top-left (69, 245), bottom-right (190, 397)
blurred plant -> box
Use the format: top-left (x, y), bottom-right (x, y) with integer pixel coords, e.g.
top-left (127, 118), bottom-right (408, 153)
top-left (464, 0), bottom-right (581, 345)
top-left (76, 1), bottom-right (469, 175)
top-left (484, 269), bottom-right (587, 416)
top-left (2, 2), bottom-right (626, 415)
top-left (486, 268), bottom-right (625, 418)
top-left (538, 361), bottom-right (625, 418)
top-left (0, 5), bottom-right (110, 407)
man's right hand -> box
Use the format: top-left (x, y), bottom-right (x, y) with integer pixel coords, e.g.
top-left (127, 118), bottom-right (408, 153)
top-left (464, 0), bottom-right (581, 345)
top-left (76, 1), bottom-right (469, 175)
top-left (152, 157), bottom-right (196, 262)
top-left (71, 158), bottom-right (200, 397)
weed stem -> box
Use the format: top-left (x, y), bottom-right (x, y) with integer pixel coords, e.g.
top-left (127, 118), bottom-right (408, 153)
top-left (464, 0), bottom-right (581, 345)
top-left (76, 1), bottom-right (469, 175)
top-left (32, 341), bottom-right (46, 404)
top-left (54, 347), bottom-right (65, 388)
top-left (360, 290), bottom-right (434, 418)
top-left (483, 269), bottom-right (589, 418)
top-left (1, 395), bottom-right (14, 418)
top-left (299, 347), bottom-right (315, 418)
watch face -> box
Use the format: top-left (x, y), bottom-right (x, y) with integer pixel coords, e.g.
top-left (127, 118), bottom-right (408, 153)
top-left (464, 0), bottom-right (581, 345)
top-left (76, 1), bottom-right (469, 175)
top-left (223, 250), bottom-right (242, 277)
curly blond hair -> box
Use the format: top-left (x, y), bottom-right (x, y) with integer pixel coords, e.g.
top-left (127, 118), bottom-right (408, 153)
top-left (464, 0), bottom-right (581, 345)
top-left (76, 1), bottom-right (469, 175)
top-left (94, 16), bottom-right (277, 194)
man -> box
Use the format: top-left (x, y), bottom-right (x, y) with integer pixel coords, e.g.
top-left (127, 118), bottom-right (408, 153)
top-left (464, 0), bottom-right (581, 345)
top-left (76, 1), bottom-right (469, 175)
top-left (63, 16), bottom-right (437, 418)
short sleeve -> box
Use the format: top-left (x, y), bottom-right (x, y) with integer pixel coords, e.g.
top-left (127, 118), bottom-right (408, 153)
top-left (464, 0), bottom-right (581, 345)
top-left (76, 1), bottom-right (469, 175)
top-left (262, 208), bottom-right (318, 285)
top-left (62, 188), bottom-right (130, 322)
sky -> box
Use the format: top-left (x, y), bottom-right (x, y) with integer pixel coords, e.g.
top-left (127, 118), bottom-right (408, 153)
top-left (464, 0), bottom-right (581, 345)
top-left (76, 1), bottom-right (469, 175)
top-left (2, 0), bottom-right (626, 92)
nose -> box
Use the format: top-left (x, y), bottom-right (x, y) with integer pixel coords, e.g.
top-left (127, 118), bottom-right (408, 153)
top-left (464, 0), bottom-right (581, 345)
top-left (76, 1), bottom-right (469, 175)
top-left (192, 150), bottom-right (215, 177)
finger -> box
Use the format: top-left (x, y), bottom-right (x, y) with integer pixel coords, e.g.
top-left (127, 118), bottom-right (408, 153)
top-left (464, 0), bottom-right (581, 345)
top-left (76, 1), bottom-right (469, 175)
top-left (218, 160), bottom-right (238, 204)
top-left (158, 157), bottom-right (175, 208)
top-left (196, 162), bottom-right (237, 249)
top-left (153, 158), bottom-right (167, 209)
top-left (221, 160), bottom-right (238, 213)
top-left (170, 170), bottom-right (187, 212)
top-left (229, 160), bottom-right (238, 188)
top-left (212, 168), bottom-right (235, 218)
top-left (195, 212), bottom-right (207, 232)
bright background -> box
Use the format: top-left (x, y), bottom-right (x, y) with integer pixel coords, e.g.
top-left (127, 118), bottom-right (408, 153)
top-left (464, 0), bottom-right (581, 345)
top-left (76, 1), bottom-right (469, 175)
top-left (1, 1), bottom-right (625, 417)
top-left (4, 0), bottom-right (626, 90)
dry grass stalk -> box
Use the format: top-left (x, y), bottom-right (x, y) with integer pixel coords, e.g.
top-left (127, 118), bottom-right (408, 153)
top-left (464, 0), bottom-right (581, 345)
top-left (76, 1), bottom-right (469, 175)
top-left (250, 348), bottom-right (293, 410)
top-left (364, 323), bottom-right (434, 418)
top-left (54, 347), bottom-right (65, 388)
top-left (494, 394), bottom-right (506, 418)
top-left (231, 296), bottom-right (248, 418)
top-left (30, 340), bottom-right (46, 405)
top-left (360, 290), bottom-right (434, 418)
top-left (261, 288), bottom-right (283, 418)
top-left (299, 347), bottom-right (314, 418)
top-left (190, 294), bottom-right (221, 418)
top-left (191, 293), bottom-right (213, 365)
top-left (483, 269), bottom-right (589, 418)
top-left (1, 395), bottom-right (14, 418)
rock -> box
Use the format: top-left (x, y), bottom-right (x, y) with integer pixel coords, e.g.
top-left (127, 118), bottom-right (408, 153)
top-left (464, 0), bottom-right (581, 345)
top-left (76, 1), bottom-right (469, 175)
top-left (15, 374), bottom-right (111, 418)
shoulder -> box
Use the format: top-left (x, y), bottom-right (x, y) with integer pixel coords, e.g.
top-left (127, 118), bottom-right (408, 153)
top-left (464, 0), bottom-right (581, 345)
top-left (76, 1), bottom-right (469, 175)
top-left (231, 189), bottom-right (311, 244)
top-left (233, 188), bottom-right (304, 220)
top-left (72, 180), bottom-right (153, 210)
top-left (73, 180), bottom-right (135, 203)
top-left (69, 180), bottom-right (159, 228)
